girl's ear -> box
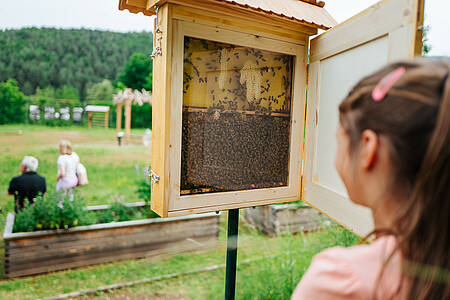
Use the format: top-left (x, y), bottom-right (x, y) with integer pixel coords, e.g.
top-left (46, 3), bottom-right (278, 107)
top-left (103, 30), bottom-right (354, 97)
top-left (359, 129), bottom-right (379, 170)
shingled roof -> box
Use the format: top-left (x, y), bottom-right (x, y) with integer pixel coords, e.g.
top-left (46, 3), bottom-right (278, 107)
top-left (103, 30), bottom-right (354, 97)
top-left (119, 0), bottom-right (337, 30)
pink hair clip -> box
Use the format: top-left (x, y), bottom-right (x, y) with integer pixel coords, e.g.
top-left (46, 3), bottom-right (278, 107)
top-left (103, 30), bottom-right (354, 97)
top-left (372, 66), bottom-right (406, 102)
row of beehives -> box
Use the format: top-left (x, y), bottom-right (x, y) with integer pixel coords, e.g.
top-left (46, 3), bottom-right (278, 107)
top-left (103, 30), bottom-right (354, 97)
top-left (29, 105), bottom-right (83, 121)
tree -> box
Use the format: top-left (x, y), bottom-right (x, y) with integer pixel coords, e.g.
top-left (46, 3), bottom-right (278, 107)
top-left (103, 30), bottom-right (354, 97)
top-left (55, 85), bottom-right (79, 100)
top-left (118, 53), bottom-right (153, 91)
top-left (0, 28), bottom-right (153, 100)
top-left (0, 79), bottom-right (26, 124)
top-left (35, 86), bottom-right (56, 99)
top-left (86, 79), bottom-right (114, 102)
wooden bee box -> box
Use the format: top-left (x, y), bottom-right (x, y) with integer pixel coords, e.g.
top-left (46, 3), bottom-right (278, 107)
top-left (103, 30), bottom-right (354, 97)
top-left (119, 0), bottom-right (424, 236)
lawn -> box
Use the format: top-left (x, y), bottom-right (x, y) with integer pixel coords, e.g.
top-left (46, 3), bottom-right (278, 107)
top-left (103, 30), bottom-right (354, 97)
top-left (0, 124), bottom-right (150, 220)
top-left (0, 215), bottom-right (359, 299)
top-left (0, 124), bottom-right (360, 299)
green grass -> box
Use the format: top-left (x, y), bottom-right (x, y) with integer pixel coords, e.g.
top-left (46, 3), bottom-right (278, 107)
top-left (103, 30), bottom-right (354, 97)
top-left (0, 124), bottom-right (361, 299)
top-left (0, 124), bottom-right (150, 224)
top-left (0, 214), bottom-right (360, 299)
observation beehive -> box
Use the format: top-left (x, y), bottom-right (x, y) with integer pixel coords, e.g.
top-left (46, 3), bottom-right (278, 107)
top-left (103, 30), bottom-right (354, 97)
top-left (119, 0), bottom-right (424, 236)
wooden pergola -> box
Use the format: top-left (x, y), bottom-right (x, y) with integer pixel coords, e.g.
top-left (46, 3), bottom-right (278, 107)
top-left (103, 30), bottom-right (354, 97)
top-left (113, 88), bottom-right (152, 144)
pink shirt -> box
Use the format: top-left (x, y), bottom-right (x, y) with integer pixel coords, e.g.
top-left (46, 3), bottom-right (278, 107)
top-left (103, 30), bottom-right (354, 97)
top-left (292, 236), bottom-right (407, 300)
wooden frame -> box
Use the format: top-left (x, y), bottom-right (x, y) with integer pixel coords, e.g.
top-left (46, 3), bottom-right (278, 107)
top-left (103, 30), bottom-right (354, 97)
top-left (149, 0), bottom-right (424, 231)
top-left (151, 9), bottom-right (308, 217)
top-left (303, 0), bottom-right (424, 236)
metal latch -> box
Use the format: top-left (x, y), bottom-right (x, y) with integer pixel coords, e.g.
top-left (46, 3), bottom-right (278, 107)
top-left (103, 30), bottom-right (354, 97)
top-left (144, 167), bottom-right (160, 183)
top-left (150, 169), bottom-right (160, 183)
top-left (151, 6), bottom-right (163, 59)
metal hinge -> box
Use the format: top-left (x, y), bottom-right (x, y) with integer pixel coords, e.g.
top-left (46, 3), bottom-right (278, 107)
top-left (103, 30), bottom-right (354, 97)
top-left (151, 37), bottom-right (162, 58)
top-left (144, 167), bottom-right (160, 183)
top-left (150, 169), bottom-right (160, 183)
top-left (151, 5), bottom-right (163, 59)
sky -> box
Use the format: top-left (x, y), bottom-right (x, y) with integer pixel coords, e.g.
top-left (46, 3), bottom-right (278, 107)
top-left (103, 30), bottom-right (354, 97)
top-left (0, 0), bottom-right (448, 56)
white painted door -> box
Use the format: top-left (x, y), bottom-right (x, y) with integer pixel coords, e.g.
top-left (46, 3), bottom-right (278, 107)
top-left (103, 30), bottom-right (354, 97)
top-left (304, 0), bottom-right (424, 236)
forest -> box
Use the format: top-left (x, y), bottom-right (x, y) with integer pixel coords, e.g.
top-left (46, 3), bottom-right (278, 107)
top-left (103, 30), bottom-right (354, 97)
top-left (0, 27), bottom-right (153, 100)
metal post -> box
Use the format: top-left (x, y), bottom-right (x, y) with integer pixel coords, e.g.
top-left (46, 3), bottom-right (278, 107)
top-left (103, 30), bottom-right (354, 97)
top-left (225, 209), bottom-right (239, 300)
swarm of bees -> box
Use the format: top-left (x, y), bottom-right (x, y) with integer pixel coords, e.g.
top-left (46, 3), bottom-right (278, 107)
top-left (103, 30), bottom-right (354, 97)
top-left (180, 37), bottom-right (293, 195)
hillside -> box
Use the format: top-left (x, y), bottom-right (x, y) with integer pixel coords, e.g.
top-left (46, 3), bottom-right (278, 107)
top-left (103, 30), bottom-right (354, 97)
top-left (0, 27), bottom-right (153, 99)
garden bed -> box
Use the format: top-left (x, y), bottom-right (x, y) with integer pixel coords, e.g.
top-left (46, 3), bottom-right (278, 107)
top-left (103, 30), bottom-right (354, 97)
top-left (244, 203), bottom-right (324, 236)
top-left (3, 203), bottom-right (219, 278)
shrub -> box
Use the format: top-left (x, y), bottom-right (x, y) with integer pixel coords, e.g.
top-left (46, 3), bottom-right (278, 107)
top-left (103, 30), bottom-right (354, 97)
top-left (96, 202), bottom-right (159, 223)
top-left (97, 202), bottom-right (134, 223)
top-left (0, 79), bottom-right (26, 124)
top-left (136, 178), bottom-right (151, 205)
top-left (13, 191), bottom-right (96, 233)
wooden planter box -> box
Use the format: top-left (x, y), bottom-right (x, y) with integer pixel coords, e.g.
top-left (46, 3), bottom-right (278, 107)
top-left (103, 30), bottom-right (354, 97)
top-left (244, 204), bottom-right (324, 236)
top-left (3, 204), bottom-right (219, 278)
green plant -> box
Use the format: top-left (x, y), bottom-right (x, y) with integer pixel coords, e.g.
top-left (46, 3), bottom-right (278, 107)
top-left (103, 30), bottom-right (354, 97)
top-left (97, 202), bottom-right (134, 223)
top-left (136, 178), bottom-right (151, 206)
top-left (13, 191), bottom-right (96, 232)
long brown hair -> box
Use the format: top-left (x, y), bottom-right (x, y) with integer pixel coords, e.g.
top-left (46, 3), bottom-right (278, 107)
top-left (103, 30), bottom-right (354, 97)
top-left (338, 58), bottom-right (450, 300)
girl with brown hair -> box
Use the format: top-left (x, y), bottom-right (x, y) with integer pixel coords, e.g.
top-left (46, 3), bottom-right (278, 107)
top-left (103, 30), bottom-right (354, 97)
top-left (292, 58), bottom-right (449, 300)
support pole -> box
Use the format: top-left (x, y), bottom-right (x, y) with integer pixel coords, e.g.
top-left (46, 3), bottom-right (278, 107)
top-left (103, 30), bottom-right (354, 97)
top-left (124, 99), bottom-right (132, 144)
top-left (88, 111), bottom-right (92, 129)
top-left (105, 110), bottom-right (109, 129)
top-left (116, 104), bottom-right (122, 133)
top-left (225, 209), bottom-right (239, 300)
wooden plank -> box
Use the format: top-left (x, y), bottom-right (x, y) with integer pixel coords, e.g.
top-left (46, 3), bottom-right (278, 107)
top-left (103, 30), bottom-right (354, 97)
top-left (6, 219), bottom-right (218, 258)
top-left (6, 236), bottom-right (217, 276)
top-left (105, 110), bottom-right (109, 129)
top-left (4, 213), bottom-right (219, 278)
top-left (184, 107), bottom-right (290, 118)
top-left (126, 0), bottom-right (147, 8)
top-left (6, 217), bottom-right (218, 249)
top-left (116, 104), bottom-right (123, 132)
top-left (7, 230), bottom-right (217, 272)
top-left (5, 212), bottom-right (218, 241)
top-left (6, 224), bottom-right (218, 261)
top-left (171, 4), bottom-right (310, 45)
top-left (5, 237), bottom-right (217, 278)
top-left (158, 0), bottom-right (325, 33)
top-left (413, 0), bottom-right (425, 56)
top-left (124, 99), bottom-right (132, 144)
top-left (87, 111), bottom-right (92, 128)
top-left (151, 3), bottom-right (173, 217)
top-left (310, 0), bottom-right (422, 62)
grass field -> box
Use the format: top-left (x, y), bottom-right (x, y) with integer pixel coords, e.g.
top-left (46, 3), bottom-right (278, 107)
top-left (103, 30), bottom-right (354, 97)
top-left (0, 125), bottom-right (150, 218)
top-left (0, 125), bottom-right (360, 299)
top-left (0, 215), bottom-right (359, 299)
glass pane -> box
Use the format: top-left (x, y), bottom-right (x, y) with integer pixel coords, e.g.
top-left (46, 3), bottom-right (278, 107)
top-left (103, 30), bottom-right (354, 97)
top-left (181, 36), bottom-right (293, 195)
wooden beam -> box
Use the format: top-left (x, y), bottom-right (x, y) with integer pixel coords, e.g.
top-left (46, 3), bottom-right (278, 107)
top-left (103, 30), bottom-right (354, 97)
top-left (116, 103), bottom-right (123, 133)
top-left (151, 4), bottom-right (172, 217)
top-left (126, 0), bottom-right (147, 8)
top-left (105, 110), bottom-right (109, 129)
top-left (87, 111), bottom-right (92, 129)
top-left (147, 0), bottom-right (167, 10)
top-left (124, 99), bottom-right (132, 144)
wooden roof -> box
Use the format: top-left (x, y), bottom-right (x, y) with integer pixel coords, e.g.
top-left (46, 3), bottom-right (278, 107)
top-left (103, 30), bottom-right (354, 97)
top-left (119, 0), bottom-right (337, 30)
